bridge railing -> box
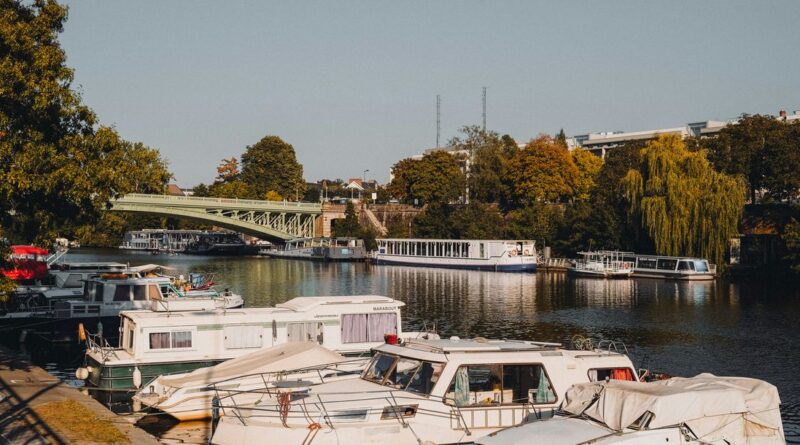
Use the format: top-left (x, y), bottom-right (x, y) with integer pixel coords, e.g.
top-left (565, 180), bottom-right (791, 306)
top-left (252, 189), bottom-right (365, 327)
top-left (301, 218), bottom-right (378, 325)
top-left (119, 193), bottom-right (322, 210)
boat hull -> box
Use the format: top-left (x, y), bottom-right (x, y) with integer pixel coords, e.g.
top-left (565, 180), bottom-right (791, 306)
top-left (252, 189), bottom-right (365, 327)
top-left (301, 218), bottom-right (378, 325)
top-left (632, 270), bottom-right (715, 280)
top-left (376, 257), bottom-right (536, 272)
top-left (86, 355), bottom-right (227, 390)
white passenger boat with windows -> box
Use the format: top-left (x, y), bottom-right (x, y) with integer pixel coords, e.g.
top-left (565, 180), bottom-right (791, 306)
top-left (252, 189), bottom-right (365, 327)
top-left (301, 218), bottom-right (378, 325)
top-left (478, 374), bottom-right (786, 445)
top-left (209, 336), bottom-right (638, 445)
top-left (376, 239), bottom-right (537, 272)
top-left (79, 296), bottom-right (426, 390)
top-left (615, 253), bottom-right (716, 280)
top-left (568, 251), bottom-right (633, 278)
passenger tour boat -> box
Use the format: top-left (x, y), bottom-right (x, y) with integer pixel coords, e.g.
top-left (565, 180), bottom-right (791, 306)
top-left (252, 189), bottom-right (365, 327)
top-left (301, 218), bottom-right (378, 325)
top-left (620, 253), bottom-right (716, 280)
top-left (479, 374), bottom-right (785, 445)
top-left (209, 336), bottom-right (638, 445)
top-left (568, 251), bottom-right (633, 278)
top-left (375, 239), bottom-right (538, 272)
top-left (79, 296), bottom-right (417, 390)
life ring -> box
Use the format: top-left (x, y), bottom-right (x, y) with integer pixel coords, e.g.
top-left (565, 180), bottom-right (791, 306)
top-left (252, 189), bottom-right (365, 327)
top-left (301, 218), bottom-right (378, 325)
top-left (78, 323), bottom-right (86, 342)
top-left (523, 249), bottom-right (530, 256)
top-left (623, 262), bottom-right (629, 268)
top-left (510, 250), bottom-right (517, 257)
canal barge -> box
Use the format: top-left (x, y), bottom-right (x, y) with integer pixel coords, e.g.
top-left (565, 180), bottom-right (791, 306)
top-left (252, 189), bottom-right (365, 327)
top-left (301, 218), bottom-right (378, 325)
top-left (209, 337), bottom-right (638, 445)
top-left (266, 237), bottom-right (367, 261)
top-left (375, 239), bottom-right (537, 272)
top-left (81, 296), bottom-right (409, 390)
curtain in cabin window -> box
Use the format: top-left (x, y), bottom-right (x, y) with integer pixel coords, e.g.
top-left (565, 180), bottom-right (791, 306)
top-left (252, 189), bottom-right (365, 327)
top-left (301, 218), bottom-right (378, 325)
top-left (536, 367), bottom-right (556, 404)
top-left (455, 367), bottom-right (471, 407)
top-left (341, 314), bottom-right (368, 343)
top-left (171, 331), bottom-right (192, 348)
top-left (149, 332), bottom-right (170, 349)
top-left (367, 313), bottom-right (398, 342)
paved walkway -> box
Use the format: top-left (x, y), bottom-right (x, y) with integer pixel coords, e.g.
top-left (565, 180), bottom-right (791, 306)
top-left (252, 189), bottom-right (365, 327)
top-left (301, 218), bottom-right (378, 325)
top-left (0, 346), bottom-right (160, 445)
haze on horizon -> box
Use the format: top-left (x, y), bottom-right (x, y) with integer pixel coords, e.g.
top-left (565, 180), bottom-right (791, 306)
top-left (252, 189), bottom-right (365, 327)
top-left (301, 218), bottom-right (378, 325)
top-left (60, 0), bottom-right (800, 187)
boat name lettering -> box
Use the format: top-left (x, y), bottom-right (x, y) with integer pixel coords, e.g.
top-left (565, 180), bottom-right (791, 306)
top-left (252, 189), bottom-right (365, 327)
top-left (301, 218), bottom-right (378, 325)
top-left (373, 306), bottom-right (397, 311)
top-left (314, 314), bottom-right (338, 318)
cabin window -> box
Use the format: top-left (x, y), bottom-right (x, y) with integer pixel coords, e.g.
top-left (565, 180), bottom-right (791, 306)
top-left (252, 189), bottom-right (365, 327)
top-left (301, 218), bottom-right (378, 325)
top-left (445, 364), bottom-right (556, 407)
top-left (588, 368), bottom-right (636, 382)
top-left (677, 260), bottom-right (694, 271)
top-left (341, 313), bottom-right (397, 343)
top-left (127, 328), bottom-right (135, 351)
top-left (287, 322), bottom-right (324, 344)
top-left (133, 286), bottom-right (147, 301)
top-left (480, 243), bottom-right (485, 259)
top-left (361, 354), bottom-right (440, 396)
top-left (694, 261), bottom-right (709, 272)
top-left (638, 258), bottom-right (657, 269)
top-left (149, 331), bottom-right (193, 350)
top-left (657, 259), bottom-right (677, 270)
top-left (113, 285), bottom-right (131, 302)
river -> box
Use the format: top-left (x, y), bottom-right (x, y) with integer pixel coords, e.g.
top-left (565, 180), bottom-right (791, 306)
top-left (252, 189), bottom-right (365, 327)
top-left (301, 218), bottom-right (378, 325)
top-left (8, 248), bottom-right (800, 443)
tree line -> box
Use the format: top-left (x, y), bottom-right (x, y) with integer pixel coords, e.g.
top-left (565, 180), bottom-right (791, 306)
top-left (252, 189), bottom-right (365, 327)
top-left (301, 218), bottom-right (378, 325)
top-left (384, 118), bottom-right (800, 270)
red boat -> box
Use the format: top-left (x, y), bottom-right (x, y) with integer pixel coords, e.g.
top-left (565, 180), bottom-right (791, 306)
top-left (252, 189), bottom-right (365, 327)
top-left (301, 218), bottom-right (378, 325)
top-left (1, 245), bottom-right (50, 282)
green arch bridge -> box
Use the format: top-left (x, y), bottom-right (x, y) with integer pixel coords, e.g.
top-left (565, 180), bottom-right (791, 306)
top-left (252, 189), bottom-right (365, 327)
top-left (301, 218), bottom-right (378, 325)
top-left (110, 194), bottom-right (322, 242)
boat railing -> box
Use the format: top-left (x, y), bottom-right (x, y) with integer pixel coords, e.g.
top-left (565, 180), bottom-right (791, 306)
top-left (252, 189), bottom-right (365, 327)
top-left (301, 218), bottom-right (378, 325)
top-left (85, 332), bottom-right (120, 362)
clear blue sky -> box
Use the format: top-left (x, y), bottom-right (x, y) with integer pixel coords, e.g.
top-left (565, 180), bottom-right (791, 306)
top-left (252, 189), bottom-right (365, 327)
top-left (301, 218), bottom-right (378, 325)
top-left (59, 1), bottom-right (800, 186)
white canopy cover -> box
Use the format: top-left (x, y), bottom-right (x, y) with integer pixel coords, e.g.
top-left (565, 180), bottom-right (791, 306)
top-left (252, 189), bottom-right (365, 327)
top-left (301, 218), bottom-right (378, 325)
top-left (563, 373), bottom-right (785, 444)
top-left (157, 341), bottom-right (346, 389)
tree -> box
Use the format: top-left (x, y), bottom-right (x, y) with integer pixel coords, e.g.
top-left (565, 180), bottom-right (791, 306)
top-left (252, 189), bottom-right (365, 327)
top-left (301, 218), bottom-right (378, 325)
top-left (450, 202), bottom-right (505, 239)
top-left (506, 136), bottom-right (579, 204)
top-left (505, 203), bottom-right (564, 248)
top-left (240, 136), bottom-right (306, 200)
top-left (387, 151), bottom-right (465, 206)
top-left (781, 217), bottom-right (800, 274)
top-left (332, 201), bottom-right (361, 237)
top-left (761, 122), bottom-right (800, 202)
top-left (412, 203), bottom-right (455, 238)
top-left (448, 126), bottom-right (517, 206)
top-left (556, 128), bottom-right (568, 147)
top-left (571, 148), bottom-right (603, 201)
top-left (207, 180), bottom-right (255, 199)
top-left (216, 157), bottom-right (240, 182)
top-left (0, 0), bottom-right (171, 244)
top-left (623, 135), bottom-right (745, 264)
top-left (705, 115), bottom-right (786, 203)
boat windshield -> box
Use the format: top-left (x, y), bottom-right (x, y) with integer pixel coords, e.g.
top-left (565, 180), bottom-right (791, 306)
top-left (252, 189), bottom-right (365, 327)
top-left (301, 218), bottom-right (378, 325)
top-left (362, 353), bottom-right (441, 395)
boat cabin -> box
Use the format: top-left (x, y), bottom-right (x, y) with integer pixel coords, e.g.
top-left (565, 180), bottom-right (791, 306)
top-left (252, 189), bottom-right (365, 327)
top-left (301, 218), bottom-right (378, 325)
top-left (210, 337), bottom-right (637, 445)
top-left (49, 262), bottom-right (128, 288)
top-left (615, 253), bottom-right (716, 280)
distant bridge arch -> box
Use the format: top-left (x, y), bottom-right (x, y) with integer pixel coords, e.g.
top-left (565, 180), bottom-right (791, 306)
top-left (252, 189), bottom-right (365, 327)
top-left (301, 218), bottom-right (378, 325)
top-left (110, 194), bottom-right (322, 242)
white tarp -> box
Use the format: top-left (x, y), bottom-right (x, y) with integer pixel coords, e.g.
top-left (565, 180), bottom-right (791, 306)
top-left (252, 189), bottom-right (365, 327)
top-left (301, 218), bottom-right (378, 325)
top-left (157, 341), bottom-right (346, 388)
top-left (563, 373), bottom-right (785, 444)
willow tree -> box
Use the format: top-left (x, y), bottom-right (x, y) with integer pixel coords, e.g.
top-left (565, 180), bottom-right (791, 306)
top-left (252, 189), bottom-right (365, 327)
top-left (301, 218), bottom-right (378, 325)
top-left (622, 135), bottom-right (745, 265)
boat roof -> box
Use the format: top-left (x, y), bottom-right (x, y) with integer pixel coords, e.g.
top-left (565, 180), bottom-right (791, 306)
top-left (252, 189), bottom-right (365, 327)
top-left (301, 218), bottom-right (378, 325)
top-left (377, 238), bottom-right (534, 243)
top-left (55, 262), bottom-right (127, 268)
top-left (127, 264), bottom-right (177, 273)
top-left (276, 295), bottom-right (402, 311)
top-left (120, 295), bottom-right (403, 322)
top-left (374, 337), bottom-right (562, 360)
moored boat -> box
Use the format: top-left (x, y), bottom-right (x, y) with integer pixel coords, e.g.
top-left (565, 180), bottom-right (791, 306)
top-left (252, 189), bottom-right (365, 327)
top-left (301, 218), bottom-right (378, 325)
top-left (79, 295), bottom-right (422, 390)
top-left (568, 251), bottom-right (633, 278)
top-left (478, 374), bottom-right (786, 445)
top-left (375, 239), bottom-right (538, 272)
top-left (209, 336), bottom-right (638, 445)
top-left (266, 237), bottom-right (368, 262)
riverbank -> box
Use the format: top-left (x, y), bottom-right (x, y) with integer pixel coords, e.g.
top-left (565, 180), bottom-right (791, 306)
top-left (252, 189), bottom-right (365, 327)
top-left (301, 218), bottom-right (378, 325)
top-left (0, 345), bottom-right (160, 444)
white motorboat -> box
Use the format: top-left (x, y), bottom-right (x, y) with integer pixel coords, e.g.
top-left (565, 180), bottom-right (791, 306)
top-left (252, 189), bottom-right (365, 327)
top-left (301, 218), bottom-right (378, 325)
top-left (79, 295), bottom-right (432, 390)
top-left (478, 374), bottom-right (786, 445)
top-left (209, 336), bottom-right (639, 445)
top-left (133, 342), bottom-right (371, 421)
top-left (568, 251), bottom-right (633, 278)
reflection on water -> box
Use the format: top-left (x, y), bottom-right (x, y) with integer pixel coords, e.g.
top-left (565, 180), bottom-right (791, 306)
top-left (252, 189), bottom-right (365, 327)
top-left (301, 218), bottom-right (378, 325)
top-left (14, 249), bottom-right (800, 442)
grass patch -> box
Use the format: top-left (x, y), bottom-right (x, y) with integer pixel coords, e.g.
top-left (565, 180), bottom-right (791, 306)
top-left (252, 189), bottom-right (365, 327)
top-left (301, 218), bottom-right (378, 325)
top-left (33, 400), bottom-right (129, 444)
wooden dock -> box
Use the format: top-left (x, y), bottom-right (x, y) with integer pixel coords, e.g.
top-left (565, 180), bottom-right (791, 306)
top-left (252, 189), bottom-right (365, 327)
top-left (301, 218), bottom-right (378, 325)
top-left (539, 257), bottom-right (573, 271)
top-left (0, 345), bottom-right (161, 445)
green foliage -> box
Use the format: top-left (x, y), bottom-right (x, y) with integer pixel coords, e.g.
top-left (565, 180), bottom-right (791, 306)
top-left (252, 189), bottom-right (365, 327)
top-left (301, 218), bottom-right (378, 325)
top-left (412, 204), bottom-right (455, 238)
top-left (450, 202), bottom-right (505, 239)
top-left (705, 115), bottom-right (791, 203)
top-left (506, 136), bottom-right (578, 204)
top-left (448, 126), bottom-right (517, 206)
top-left (761, 122), bottom-right (800, 202)
top-left (555, 202), bottom-right (622, 255)
top-left (505, 203), bottom-right (564, 247)
top-left (571, 149), bottom-right (603, 201)
top-left (241, 136), bottom-right (306, 201)
top-left (387, 151), bottom-right (466, 206)
top-left (781, 217), bottom-right (800, 273)
top-left (332, 202), bottom-right (361, 237)
top-left (0, 0), bottom-right (171, 244)
top-left (623, 135), bottom-right (745, 264)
